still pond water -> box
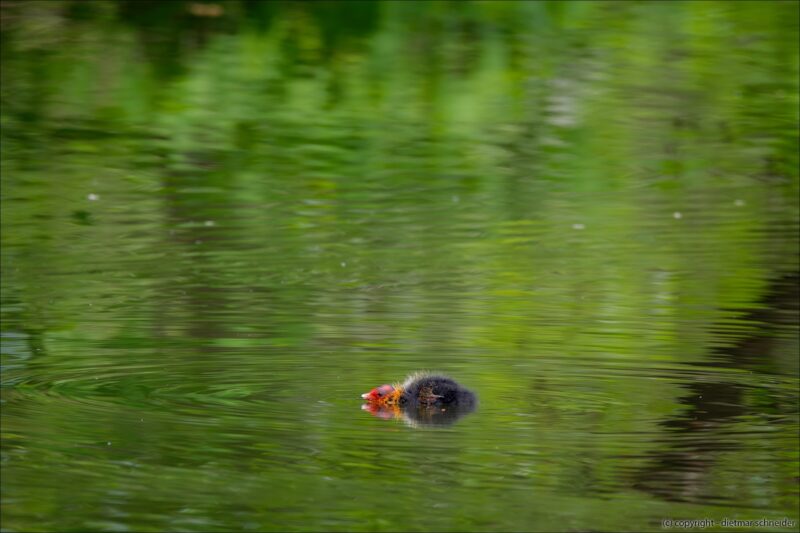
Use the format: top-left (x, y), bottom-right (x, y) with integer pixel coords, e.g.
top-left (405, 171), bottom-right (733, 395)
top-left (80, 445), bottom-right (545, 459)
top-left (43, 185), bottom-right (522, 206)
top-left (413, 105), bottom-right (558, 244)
top-left (1, 2), bottom-right (798, 531)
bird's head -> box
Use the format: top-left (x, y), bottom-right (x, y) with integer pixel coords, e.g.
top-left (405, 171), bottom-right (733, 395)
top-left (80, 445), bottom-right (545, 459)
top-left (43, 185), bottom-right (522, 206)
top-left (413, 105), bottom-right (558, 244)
top-left (360, 384), bottom-right (396, 403)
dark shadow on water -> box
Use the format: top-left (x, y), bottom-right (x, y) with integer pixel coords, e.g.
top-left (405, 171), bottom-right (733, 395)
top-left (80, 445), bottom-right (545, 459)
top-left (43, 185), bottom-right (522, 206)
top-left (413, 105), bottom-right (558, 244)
top-left (632, 273), bottom-right (799, 504)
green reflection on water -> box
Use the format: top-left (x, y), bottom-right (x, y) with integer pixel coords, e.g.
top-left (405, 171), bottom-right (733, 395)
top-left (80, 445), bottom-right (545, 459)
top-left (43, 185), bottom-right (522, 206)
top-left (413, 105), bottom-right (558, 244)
top-left (1, 1), bottom-right (798, 532)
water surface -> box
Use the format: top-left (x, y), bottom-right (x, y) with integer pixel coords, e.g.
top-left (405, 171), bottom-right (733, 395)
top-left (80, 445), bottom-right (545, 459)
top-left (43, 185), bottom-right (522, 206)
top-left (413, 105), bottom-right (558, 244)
top-left (1, 1), bottom-right (798, 531)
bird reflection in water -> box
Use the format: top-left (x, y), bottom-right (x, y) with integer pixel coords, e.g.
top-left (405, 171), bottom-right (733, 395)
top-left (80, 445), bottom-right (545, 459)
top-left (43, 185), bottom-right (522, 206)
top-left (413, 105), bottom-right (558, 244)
top-left (361, 401), bottom-right (476, 427)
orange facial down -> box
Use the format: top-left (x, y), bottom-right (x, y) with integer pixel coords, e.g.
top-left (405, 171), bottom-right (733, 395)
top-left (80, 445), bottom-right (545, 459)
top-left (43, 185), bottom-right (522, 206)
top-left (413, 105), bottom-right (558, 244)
top-left (360, 384), bottom-right (402, 406)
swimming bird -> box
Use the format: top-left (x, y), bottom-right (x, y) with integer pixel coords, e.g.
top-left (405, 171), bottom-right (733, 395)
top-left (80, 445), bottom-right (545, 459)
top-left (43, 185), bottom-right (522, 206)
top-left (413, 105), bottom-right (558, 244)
top-left (360, 372), bottom-right (476, 409)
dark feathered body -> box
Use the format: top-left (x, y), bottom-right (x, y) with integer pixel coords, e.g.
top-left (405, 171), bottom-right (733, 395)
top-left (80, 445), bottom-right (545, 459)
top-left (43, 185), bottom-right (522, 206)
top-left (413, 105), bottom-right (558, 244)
top-left (398, 373), bottom-right (476, 408)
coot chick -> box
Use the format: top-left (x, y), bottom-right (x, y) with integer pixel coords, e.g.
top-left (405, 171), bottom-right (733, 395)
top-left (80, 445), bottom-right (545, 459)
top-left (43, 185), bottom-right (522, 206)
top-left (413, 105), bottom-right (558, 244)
top-left (361, 372), bottom-right (476, 409)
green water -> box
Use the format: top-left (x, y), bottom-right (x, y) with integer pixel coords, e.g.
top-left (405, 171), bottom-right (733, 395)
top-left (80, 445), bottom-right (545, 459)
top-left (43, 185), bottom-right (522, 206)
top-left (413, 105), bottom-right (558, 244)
top-left (1, 1), bottom-right (798, 531)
